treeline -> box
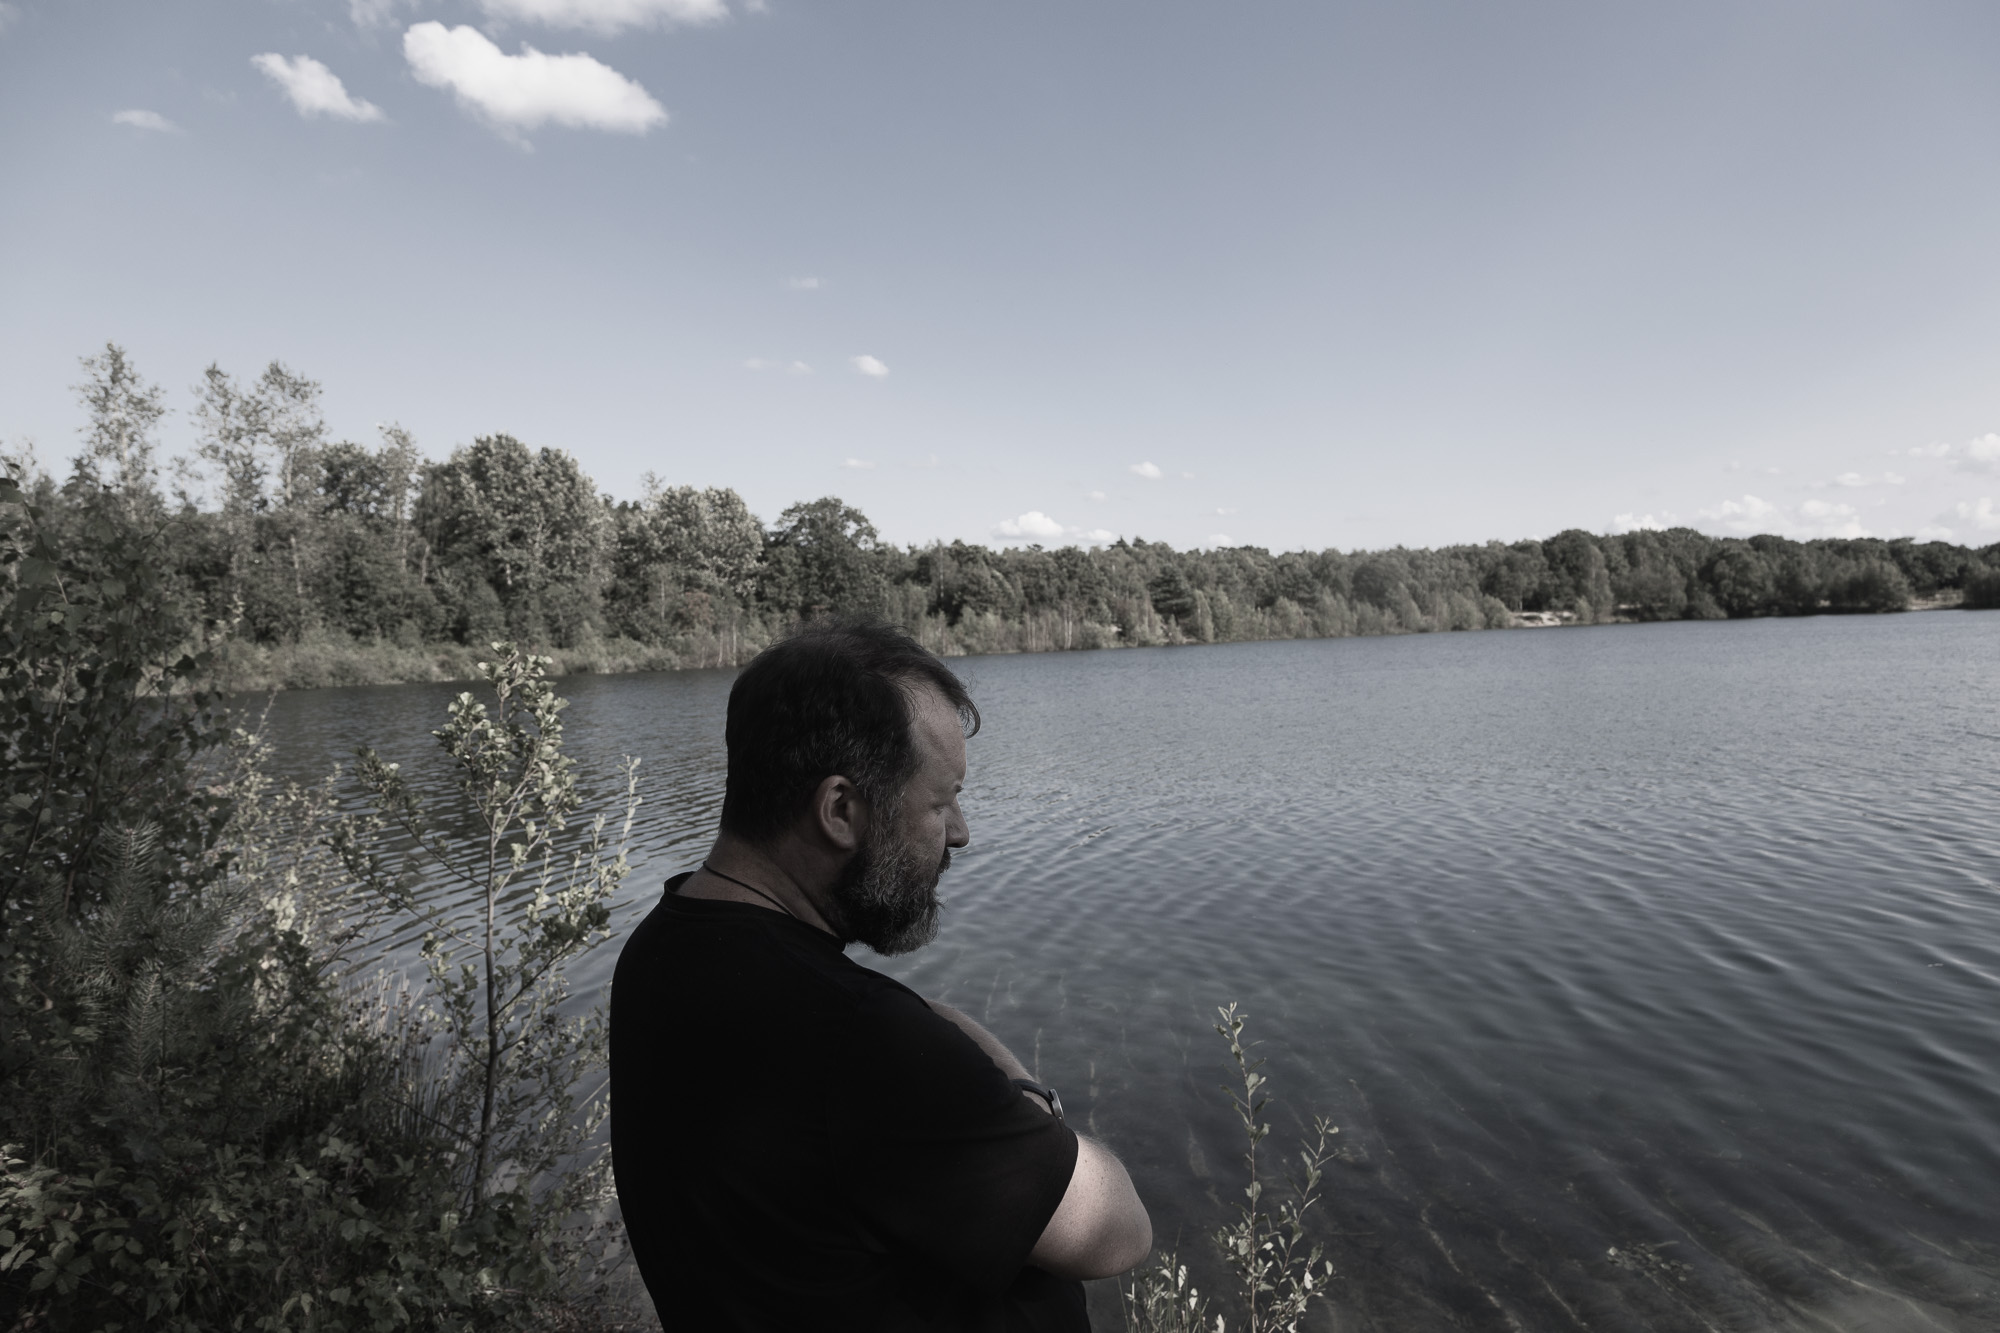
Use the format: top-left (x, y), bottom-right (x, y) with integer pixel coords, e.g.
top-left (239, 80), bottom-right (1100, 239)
top-left (11, 345), bottom-right (2000, 687)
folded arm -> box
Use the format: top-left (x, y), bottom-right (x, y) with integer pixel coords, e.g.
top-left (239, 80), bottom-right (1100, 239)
top-left (926, 1000), bottom-right (1153, 1280)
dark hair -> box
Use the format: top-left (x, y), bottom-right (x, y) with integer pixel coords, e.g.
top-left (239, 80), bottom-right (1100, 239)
top-left (720, 617), bottom-right (979, 843)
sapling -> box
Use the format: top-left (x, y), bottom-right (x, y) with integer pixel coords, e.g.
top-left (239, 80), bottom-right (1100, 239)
top-left (334, 644), bottom-right (639, 1214)
top-left (1124, 1005), bottom-right (1339, 1333)
top-left (1213, 1003), bottom-right (1338, 1333)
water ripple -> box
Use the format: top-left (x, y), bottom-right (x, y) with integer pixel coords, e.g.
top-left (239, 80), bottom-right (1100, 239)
top-left (253, 613), bottom-right (2000, 1331)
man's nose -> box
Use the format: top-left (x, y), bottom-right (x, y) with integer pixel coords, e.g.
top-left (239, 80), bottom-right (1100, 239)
top-left (946, 805), bottom-right (970, 848)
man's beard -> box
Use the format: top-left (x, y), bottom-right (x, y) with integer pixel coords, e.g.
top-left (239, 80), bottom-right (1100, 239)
top-left (828, 823), bottom-right (949, 956)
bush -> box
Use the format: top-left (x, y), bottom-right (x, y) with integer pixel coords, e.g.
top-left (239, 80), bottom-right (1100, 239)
top-left (0, 473), bottom-right (642, 1331)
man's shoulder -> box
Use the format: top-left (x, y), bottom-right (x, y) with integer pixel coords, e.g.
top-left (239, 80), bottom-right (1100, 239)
top-left (615, 885), bottom-right (921, 1015)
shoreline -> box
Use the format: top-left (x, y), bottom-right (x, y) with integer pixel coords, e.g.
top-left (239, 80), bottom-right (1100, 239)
top-left (213, 595), bottom-right (1980, 695)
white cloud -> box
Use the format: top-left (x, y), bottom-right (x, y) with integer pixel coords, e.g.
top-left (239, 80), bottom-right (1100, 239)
top-left (1610, 512), bottom-right (1673, 533)
top-left (744, 357), bottom-right (812, 374)
top-left (1129, 461), bottom-right (1162, 480)
top-left (851, 355), bottom-right (889, 377)
top-left (789, 276), bottom-right (820, 290)
top-left (349, 0), bottom-right (411, 28)
top-left (403, 23), bottom-right (667, 136)
top-left (475, 0), bottom-right (727, 35)
top-left (1085, 490), bottom-right (1105, 501)
top-left (1215, 507), bottom-right (1237, 515)
top-left (1696, 495), bottom-right (1777, 535)
top-left (1696, 493), bottom-right (1871, 539)
top-left (0, 3), bottom-right (20, 36)
top-left (742, 357), bottom-right (775, 371)
top-left (841, 458), bottom-right (875, 470)
top-left (1894, 433), bottom-right (2000, 473)
top-left (112, 109), bottom-right (178, 133)
top-left (1082, 529), bottom-right (1116, 545)
top-left (787, 360), bottom-right (812, 375)
top-left (1947, 497), bottom-right (2000, 533)
top-left (1963, 434), bottom-right (2000, 473)
top-left (993, 511), bottom-right (1065, 540)
top-left (252, 54), bottom-right (385, 123)
top-left (1181, 471), bottom-right (1196, 480)
top-left (1207, 534), bottom-right (1236, 547)
top-left (1825, 470), bottom-right (1906, 489)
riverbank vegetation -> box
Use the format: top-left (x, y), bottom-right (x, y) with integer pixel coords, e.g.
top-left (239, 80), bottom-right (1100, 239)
top-left (0, 470), bottom-right (639, 1329)
top-left (7, 344), bottom-right (1996, 691)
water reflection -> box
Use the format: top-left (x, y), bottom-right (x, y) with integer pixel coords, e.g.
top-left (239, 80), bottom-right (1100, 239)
top-left (253, 612), bottom-right (2000, 1331)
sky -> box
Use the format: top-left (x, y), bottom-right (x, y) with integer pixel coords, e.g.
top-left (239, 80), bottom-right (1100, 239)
top-left (2, 0), bottom-right (1998, 553)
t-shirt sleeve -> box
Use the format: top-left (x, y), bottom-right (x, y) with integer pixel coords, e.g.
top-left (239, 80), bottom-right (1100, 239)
top-left (830, 982), bottom-right (1079, 1298)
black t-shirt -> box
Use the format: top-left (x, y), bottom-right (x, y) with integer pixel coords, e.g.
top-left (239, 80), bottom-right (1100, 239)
top-left (610, 874), bottom-right (1087, 1331)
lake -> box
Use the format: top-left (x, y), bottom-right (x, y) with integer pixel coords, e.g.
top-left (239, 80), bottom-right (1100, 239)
top-left (257, 611), bottom-right (2000, 1332)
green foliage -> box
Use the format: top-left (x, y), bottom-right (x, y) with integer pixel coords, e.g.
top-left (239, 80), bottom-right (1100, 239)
top-left (334, 646), bottom-right (637, 1211)
top-left (1120, 1248), bottom-right (1215, 1333)
top-left (1965, 566), bottom-right (2000, 610)
top-left (415, 436), bottom-right (607, 648)
top-left (760, 496), bottom-right (888, 618)
top-left (1124, 1007), bottom-right (1338, 1333)
top-left (0, 471), bottom-right (230, 946)
top-left (22, 345), bottom-right (2000, 696)
top-left (1, 468), bottom-right (642, 1329)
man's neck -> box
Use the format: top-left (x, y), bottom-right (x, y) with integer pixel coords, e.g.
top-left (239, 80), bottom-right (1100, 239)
top-left (682, 833), bottom-right (841, 938)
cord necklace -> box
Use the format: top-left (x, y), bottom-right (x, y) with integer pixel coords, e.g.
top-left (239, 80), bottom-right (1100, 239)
top-left (700, 862), bottom-right (797, 920)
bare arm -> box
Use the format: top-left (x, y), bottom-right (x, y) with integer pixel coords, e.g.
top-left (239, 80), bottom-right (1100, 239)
top-left (927, 1000), bottom-right (1154, 1280)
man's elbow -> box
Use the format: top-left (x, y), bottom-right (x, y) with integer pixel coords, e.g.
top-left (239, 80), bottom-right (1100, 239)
top-left (1029, 1138), bottom-right (1154, 1279)
top-left (1095, 1204), bottom-right (1153, 1278)
top-left (1032, 1205), bottom-right (1152, 1281)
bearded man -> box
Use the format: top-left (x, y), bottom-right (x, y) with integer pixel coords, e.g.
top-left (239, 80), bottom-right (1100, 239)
top-left (610, 618), bottom-right (1152, 1331)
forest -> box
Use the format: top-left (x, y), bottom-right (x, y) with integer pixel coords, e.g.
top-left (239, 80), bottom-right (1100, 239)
top-left (12, 344), bottom-right (2000, 689)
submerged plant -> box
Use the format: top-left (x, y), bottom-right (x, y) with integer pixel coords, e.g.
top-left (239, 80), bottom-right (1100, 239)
top-left (1124, 1004), bottom-right (1339, 1333)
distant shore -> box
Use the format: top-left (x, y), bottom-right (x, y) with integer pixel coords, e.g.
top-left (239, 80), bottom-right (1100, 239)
top-left (215, 591), bottom-right (1980, 695)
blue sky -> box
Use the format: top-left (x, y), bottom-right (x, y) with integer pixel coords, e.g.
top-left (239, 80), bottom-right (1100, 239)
top-left (3, 0), bottom-right (1997, 551)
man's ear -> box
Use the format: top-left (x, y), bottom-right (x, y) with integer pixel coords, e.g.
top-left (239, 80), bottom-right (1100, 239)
top-left (811, 773), bottom-right (868, 853)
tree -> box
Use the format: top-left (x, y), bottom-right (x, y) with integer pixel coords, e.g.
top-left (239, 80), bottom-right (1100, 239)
top-left (0, 473), bottom-right (230, 937)
top-left (1542, 530), bottom-right (1615, 622)
top-left (1825, 558), bottom-right (1911, 613)
top-left (335, 647), bottom-right (636, 1208)
top-left (761, 496), bottom-right (886, 617)
top-left (1148, 564), bottom-right (1198, 625)
top-left (609, 479), bottom-right (764, 643)
top-left (1015, 545), bottom-right (1106, 648)
top-left (313, 434), bottom-right (439, 640)
top-left (70, 343), bottom-right (165, 517)
top-left (1704, 544), bottom-right (1777, 617)
top-left (417, 435), bottom-right (608, 645)
top-left (189, 363), bottom-right (269, 599)
top-left (1351, 553), bottom-right (1413, 611)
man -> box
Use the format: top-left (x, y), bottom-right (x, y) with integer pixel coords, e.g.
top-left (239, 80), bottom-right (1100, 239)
top-left (610, 618), bottom-right (1152, 1331)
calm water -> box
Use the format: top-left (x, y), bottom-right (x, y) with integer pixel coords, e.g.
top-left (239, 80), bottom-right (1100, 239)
top-left (257, 613), bottom-right (2000, 1332)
